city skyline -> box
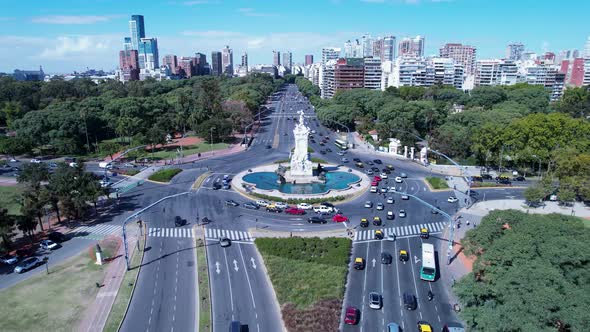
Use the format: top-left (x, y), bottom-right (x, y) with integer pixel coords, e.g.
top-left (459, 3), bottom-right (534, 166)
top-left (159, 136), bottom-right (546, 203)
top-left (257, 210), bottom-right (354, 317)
top-left (0, 0), bottom-right (589, 72)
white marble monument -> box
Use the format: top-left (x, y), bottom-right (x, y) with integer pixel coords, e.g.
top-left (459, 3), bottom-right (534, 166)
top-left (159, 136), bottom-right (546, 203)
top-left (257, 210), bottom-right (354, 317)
top-left (290, 110), bottom-right (313, 177)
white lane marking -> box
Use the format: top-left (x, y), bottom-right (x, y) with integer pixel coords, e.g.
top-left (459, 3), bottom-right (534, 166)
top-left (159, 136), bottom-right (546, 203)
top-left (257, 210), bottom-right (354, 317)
top-left (238, 244), bottom-right (257, 309)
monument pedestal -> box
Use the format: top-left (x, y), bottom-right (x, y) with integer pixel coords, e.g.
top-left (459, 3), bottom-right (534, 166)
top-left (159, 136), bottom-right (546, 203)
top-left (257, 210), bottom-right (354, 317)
top-left (283, 170), bottom-right (325, 184)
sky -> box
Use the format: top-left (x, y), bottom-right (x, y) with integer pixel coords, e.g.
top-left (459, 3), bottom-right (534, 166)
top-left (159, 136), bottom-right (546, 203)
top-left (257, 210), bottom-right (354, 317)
top-left (0, 0), bottom-right (589, 73)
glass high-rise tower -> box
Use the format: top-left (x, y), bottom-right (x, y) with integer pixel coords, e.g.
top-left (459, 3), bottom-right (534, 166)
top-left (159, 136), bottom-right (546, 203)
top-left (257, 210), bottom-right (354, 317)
top-left (129, 15), bottom-right (145, 51)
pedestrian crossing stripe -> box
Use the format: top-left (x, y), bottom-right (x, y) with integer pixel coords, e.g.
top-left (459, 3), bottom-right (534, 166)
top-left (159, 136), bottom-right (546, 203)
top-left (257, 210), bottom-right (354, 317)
top-left (147, 227), bottom-right (194, 238)
top-left (354, 222), bottom-right (446, 242)
top-left (205, 228), bottom-right (254, 242)
top-left (73, 224), bottom-right (122, 236)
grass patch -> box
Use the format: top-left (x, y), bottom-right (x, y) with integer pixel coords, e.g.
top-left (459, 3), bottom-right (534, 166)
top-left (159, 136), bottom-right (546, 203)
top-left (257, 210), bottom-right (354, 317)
top-left (123, 169), bottom-right (140, 176)
top-left (139, 143), bottom-right (228, 161)
top-left (0, 186), bottom-right (23, 216)
top-left (471, 181), bottom-right (503, 188)
top-left (426, 176), bottom-right (449, 189)
top-left (196, 237), bottom-right (211, 331)
top-left (148, 168), bottom-right (182, 183)
top-left (0, 250), bottom-right (107, 332)
top-left (256, 237), bottom-right (351, 331)
top-left (103, 228), bottom-right (145, 332)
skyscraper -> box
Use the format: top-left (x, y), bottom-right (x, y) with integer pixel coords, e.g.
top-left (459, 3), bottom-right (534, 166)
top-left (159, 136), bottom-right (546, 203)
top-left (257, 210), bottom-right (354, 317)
top-left (162, 54), bottom-right (177, 74)
top-left (372, 38), bottom-right (383, 61)
top-left (119, 50), bottom-right (139, 70)
top-left (123, 37), bottom-right (133, 51)
top-left (321, 48), bottom-right (341, 64)
top-left (399, 36), bottom-right (424, 57)
top-left (211, 51), bottom-right (222, 76)
top-left (241, 52), bottom-right (248, 67)
top-left (344, 40), bottom-right (353, 58)
top-left (282, 52), bottom-right (292, 70)
top-left (382, 36), bottom-right (396, 62)
top-left (305, 55), bottom-right (314, 65)
top-left (129, 15), bottom-right (145, 51)
top-left (506, 43), bottom-right (525, 61)
top-left (439, 43), bottom-right (477, 75)
top-left (222, 46), bottom-right (233, 75)
top-left (361, 34), bottom-right (373, 57)
top-left (194, 52), bottom-right (207, 75)
top-left (273, 50), bottom-right (281, 66)
top-left (138, 37), bottom-right (158, 70)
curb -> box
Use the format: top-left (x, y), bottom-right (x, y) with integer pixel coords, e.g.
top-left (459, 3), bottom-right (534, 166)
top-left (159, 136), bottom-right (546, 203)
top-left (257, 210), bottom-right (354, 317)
top-left (116, 224), bottom-right (147, 332)
top-left (192, 172), bottom-right (212, 190)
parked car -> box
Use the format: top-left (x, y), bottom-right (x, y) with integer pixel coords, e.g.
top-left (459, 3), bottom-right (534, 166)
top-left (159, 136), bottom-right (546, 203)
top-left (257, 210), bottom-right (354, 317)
top-left (366, 161), bottom-right (374, 166)
top-left (332, 214), bottom-right (348, 223)
top-left (369, 292), bottom-right (382, 309)
top-left (243, 202), bottom-right (259, 210)
top-left (285, 207), bottom-right (305, 215)
top-left (373, 175), bottom-right (382, 182)
top-left (255, 200), bottom-right (270, 207)
top-left (14, 257), bottom-right (42, 273)
top-left (344, 306), bottom-right (360, 325)
top-left (0, 254), bottom-right (18, 265)
top-left (307, 216), bottom-right (326, 224)
top-left (225, 199), bottom-right (239, 207)
top-left (297, 202), bottom-right (313, 210)
top-left (40, 239), bottom-right (59, 250)
top-left (48, 231), bottom-right (66, 243)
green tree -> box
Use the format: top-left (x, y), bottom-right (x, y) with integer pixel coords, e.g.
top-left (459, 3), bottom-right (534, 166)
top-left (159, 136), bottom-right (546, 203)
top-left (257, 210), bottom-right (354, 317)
top-left (555, 87), bottom-right (590, 118)
top-left (15, 214), bottom-right (37, 242)
top-left (0, 208), bottom-right (15, 250)
top-left (99, 141), bottom-right (121, 161)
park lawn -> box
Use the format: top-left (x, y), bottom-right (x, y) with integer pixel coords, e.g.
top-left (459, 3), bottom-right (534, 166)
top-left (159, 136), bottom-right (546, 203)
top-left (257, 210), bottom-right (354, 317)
top-left (0, 186), bottom-right (23, 216)
top-left (0, 252), bottom-right (107, 332)
top-left (148, 168), bottom-right (182, 183)
top-left (139, 143), bottom-right (229, 161)
top-left (256, 237), bottom-right (351, 331)
top-left (426, 176), bottom-right (449, 189)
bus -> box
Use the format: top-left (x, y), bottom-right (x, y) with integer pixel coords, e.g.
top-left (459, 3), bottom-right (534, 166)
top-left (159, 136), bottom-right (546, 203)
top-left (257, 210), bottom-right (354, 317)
top-left (335, 139), bottom-right (348, 150)
top-left (420, 243), bottom-right (436, 281)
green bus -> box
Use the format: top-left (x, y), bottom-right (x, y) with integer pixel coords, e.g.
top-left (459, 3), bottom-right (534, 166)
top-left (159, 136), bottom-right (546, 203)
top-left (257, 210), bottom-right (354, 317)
top-left (420, 243), bottom-right (436, 281)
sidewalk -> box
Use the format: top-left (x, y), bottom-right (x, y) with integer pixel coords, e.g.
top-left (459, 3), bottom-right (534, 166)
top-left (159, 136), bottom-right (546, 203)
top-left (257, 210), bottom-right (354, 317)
top-left (77, 230), bottom-right (139, 332)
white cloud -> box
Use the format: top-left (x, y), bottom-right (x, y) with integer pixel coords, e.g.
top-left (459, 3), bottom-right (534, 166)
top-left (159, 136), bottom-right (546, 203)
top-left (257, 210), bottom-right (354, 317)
top-left (39, 35), bottom-right (118, 59)
top-left (31, 15), bottom-right (120, 25)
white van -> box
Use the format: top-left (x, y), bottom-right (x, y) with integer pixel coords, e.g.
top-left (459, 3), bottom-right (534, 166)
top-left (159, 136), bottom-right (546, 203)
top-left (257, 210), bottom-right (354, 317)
top-left (99, 162), bottom-right (113, 169)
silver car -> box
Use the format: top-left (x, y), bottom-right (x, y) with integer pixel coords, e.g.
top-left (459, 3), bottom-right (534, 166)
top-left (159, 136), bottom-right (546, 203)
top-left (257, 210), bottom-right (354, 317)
top-left (14, 257), bottom-right (41, 273)
top-left (369, 292), bottom-right (382, 309)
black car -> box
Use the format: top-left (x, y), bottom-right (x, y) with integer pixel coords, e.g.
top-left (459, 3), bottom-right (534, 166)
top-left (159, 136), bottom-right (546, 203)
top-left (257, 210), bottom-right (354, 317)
top-left (403, 292), bottom-right (417, 310)
top-left (381, 252), bottom-right (392, 264)
top-left (265, 145), bottom-right (272, 149)
top-left (310, 139), bottom-right (316, 143)
top-left (353, 158), bottom-right (361, 162)
top-left (266, 206), bottom-right (282, 213)
top-left (481, 174), bottom-right (493, 180)
top-left (320, 150), bottom-right (326, 154)
top-left (513, 176), bottom-right (526, 181)
top-left (366, 161), bottom-right (374, 166)
top-left (243, 202), bottom-right (259, 210)
top-left (325, 148), bottom-right (332, 153)
top-left (431, 207), bottom-right (441, 214)
top-left (225, 200), bottom-right (239, 207)
top-left (497, 179), bottom-right (512, 185)
top-left (308, 216), bottom-right (327, 224)
top-left (373, 159), bottom-right (382, 164)
top-left (371, 167), bottom-right (380, 172)
top-left (174, 216), bottom-right (187, 227)
top-left (212, 182), bottom-right (222, 190)
top-left (382, 168), bottom-right (391, 174)
top-left (48, 231), bottom-right (67, 243)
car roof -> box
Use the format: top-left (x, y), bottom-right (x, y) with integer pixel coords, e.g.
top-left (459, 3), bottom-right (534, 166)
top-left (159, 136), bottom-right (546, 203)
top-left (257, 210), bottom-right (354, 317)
top-left (355, 257), bottom-right (363, 262)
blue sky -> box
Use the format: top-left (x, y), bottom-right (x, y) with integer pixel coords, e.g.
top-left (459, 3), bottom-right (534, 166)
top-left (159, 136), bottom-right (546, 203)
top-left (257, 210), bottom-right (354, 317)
top-left (0, 0), bottom-right (588, 73)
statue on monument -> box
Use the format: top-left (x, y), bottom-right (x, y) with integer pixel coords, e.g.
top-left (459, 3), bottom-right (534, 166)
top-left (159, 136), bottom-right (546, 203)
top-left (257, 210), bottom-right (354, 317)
top-left (290, 110), bottom-right (313, 177)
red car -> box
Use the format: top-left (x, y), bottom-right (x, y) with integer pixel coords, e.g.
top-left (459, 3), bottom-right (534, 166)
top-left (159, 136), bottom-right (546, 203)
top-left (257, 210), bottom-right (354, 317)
top-left (332, 214), bottom-right (349, 222)
top-left (373, 175), bottom-right (382, 182)
top-left (371, 180), bottom-right (379, 186)
top-left (285, 207), bottom-right (305, 215)
top-left (344, 306), bottom-right (359, 325)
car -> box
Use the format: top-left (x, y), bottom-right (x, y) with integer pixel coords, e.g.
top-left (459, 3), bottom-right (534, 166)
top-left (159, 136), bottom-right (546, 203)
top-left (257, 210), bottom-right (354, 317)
top-left (447, 196), bottom-right (458, 203)
top-left (30, 158), bottom-right (41, 164)
top-left (0, 254), bottom-right (18, 265)
top-left (387, 211), bottom-right (394, 220)
top-left (420, 228), bottom-right (429, 239)
top-left (344, 306), bottom-right (360, 325)
top-left (403, 292), bottom-right (417, 310)
top-left (387, 323), bottom-right (401, 332)
top-left (401, 194), bottom-right (409, 200)
top-left (320, 150), bottom-right (326, 154)
top-left (310, 139), bottom-right (316, 143)
top-left (400, 173), bottom-right (407, 178)
top-left (395, 176), bottom-right (403, 183)
top-left (354, 257), bottom-right (365, 270)
top-left (360, 218), bottom-right (369, 227)
top-left (387, 233), bottom-right (396, 242)
top-left (355, 162), bottom-right (364, 168)
top-left (297, 202), bottom-right (313, 210)
top-left (497, 179), bottom-right (512, 185)
top-left (341, 158), bottom-right (349, 163)
top-left (374, 230), bottom-right (384, 240)
top-left (376, 203), bottom-right (384, 210)
top-left (388, 186), bottom-right (396, 193)
top-left (311, 130), bottom-right (316, 134)
top-left (373, 159), bottom-right (382, 164)
top-left (386, 164), bottom-right (394, 170)
top-left (366, 161), bottom-right (374, 166)
top-left (243, 202), bottom-right (259, 210)
top-left (219, 238), bottom-right (231, 247)
top-left (14, 256), bottom-right (42, 273)
top-left (274, 202), bottom-right (289, 209)
top-left (369, 292), bottom-right (382, 309)
top-left (373, 175), bottom-right (382, 182)
top-left (325, 148), bottom-right (332, 153)
top-left (364, 201), bottom-right (373, 208)
top-left (365, 169), bottom-right (373, 175)
top-left (386, 197), bottom-right (395, 204)
top-left (285, 207), bottom-right (305, 215)
top-left (314, 205), bottom-right (334, 214)
top-left (442, 322), bottom-right (466, 332)
top-left (225, 199), bottom-right (239, 207)
top-left (337, 151), bottom-right (345, 156)
top-left (307, 216), bottom-right (327, 224)
top-left (399, 249), bottom-right (409, 262)
top-left (382, 168), bottom-right (391, 174)
top-left (48, 162), bottom-right (58, 168)
top-left (266, 205), bottom-right (282, 213)
top-left (353, 158), bottom-right (361, 162)
top-left (418, 321), bottom-right (433, 332)
top-left (48, 231), bottom-right (66, 243)
top-left (380, 187), bottom-right (387, 193)
top-left (174, 216), bottom-right (187, 227)
top-left (99, 179), bottom-right (111, 188)
top-left (212, 182), bottom-right (222, 190)
top-left (265, 144), bottom-right (272, 149)
top-left (431, 207), bottom-right (441, 214)
top-left (381, 252), bottom-right (392, 264)
top-left (320, 202), bottom-right (335, 208)
top-left (69, 162), bottom-right (78, 168)
top-left (371, 216), bottom-right (382, 226)
top-left (255, 200), bottom-right (270, 207)
top-left (319, 142), bottom-right (325, 146)
top-left (370, 186), bottom-right (378, 193)
top-left (371, 167), bottom-right (380, 172)
top-left (332, 214), bottom-right (348, 223)
top-left (399, 210), bottom-right (406, 218)
top-left (513, 176), bottom-right (526, 181)
top-left (380, 172), bottom-right (388, 179)
top-left (370, 180), bottom-right (379, 186)
top-left (40, 239), bottom-right (59, 250)
top-left (9, 158), bottom-right (18, 162)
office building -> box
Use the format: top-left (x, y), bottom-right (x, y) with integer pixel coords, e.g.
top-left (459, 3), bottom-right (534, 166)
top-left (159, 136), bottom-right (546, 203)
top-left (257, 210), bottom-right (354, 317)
top-left (273, 50), bottom-right (281, 66)
top-left (320, 59), bottom-right (337, 99)
top-left (13, 67), bottom-right (44, 81)
top-left (123, 37), bottom-right (133, 51)
top-left (584, 36), bottom-right (590, 57)
top-left (250, 65), bottom-right (278, 78)
top-left (119, 50), bottom-right (139, 70)
top-left (305, 55), bottom-right (314, 66)
top-left (439, 43), bottom-right (477, 75)
top-left (584, 57), bottom-right (590, 86)
top-left (399, 36), bottom-right (425, 57)
top-left (177, 57), bottom-right (194, 78)
top-left (560, 58), bottom-right (585, 86)
top-left (344, 40), bottom-right (353, 58)
top-left (283, 52), bottom-right (292, 70)
top-left (321, 48), bottom-right (341, 64)
top-left (474, 59), bottom-right (518, 86)
top-left (194, 53), bottom-right (208, 75)
top-left (506, 43), bottom-right (524, 61)
top-left (363, 57), bottom-right (382, 90)
top-left (361, 34), bottom-right (373, 57)
top-left (138, 37), bottom-right (159, 70)
top-left (372, 38), bottom-right (383, 61)
top-left (221, 45), bottom-right (233, 76)
top-left (129, 15), bottom-right (145, 51)
top-left (382, 36), bottom-right (396, 62)
top-left (241, 52), bottom-right (248, 68)
top-left (162, 54), bottom-right (177, 74)
top-left (211, 51), bottom-right (222, 76)
top-left (335, 58), bottom-right (365, 91)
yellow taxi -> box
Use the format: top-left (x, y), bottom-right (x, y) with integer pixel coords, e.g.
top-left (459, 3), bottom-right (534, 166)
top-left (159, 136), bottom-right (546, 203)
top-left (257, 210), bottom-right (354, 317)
top-left (418, 321), bottom-right (433, 332)
top-left (420, 227), bottom-right (429, 239)
top-left (374, 230), bottom-right (384, 240)
top-left (360, 218), bottom-right (369, 228)
top-left (399, 250), bottom-right (409, 262)
top-left (354, 257), bottom-right (365, 270)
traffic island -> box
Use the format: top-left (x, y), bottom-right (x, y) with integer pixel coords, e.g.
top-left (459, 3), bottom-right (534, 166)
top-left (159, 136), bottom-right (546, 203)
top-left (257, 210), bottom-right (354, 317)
top-left (147, 168), bottom-right (183, 183)
top-left (255, 237), bottom-right (351, 332)
top-left (195, 229), bottom-right (211, 332)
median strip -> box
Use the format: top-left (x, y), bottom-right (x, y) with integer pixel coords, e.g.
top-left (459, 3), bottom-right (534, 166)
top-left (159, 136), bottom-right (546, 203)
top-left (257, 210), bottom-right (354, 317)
top-left (195, 227), bottom-right (211, 332)
top-left (192, 171), bottom-right (212, 190)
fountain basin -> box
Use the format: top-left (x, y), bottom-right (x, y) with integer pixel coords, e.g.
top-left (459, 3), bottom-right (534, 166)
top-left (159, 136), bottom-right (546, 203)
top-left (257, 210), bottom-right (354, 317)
top-left (243, 171), bottom-right (360, 195)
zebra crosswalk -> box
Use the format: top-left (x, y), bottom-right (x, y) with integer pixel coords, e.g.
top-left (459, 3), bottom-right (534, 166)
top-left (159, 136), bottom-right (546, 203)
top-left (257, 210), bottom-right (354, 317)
top-left (148, 227), bottom-right (194, 239)
top-left (205, 228), bottom-right (254, 242)
top-left (354, 222), bottom-right (446, 242)
top-left (72, 224), bottom-right (122, 240)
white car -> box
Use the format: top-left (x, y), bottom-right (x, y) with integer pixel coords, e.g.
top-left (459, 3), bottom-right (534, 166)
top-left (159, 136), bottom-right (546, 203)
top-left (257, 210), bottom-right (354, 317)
top-left (364, 201), bottom-right (373, 208)
top-left (69, 162), bottom-right (78, 168)
top-left (370, 186), bottom-right (378, 193)
top-left (40, 239), bottom-right (59, 250)
top-left (9, 158), bottom-right (17, 162)
top-left (448, 196), bottom-right (458, 203)
top-left (313, 205), bottom-right (334, 214)
top-left (255, 200), bottom-right (270, 207)
top-left (401, 194), bottom-right (409, 200)
top-left (297, 202), bottom-right (313, 210)
top-left (388, 187), bottom-right (397, 193)
top-left (380, 172), bottom-right (388, 179)
top-left (30, 159), bottom-right (41, 164)
top-left (400, 173), bottom-right (407, 178)
top-left (394, 177), bottom-right (403, 183)
top-left (311, 130), bottom-right (316, 134)
top-left (341, 158), bottom-right (349, 163)
top-left (0, 254), bottom-right (18, 265)
top-left (274, 202), bottom-right (288, 209)
top-left (376, 203), bottom-right (384, 211)
top-left (386, 197), bottom-right (394, 204)
top-left (337, 151), bottom-right (346, 156)
top-left (399, 210), bottom-right (406, 218)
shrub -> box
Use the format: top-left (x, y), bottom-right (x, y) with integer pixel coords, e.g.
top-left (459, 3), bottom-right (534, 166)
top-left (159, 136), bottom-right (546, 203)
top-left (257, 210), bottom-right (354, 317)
top-left (148, 168), bottom-right (182, 182)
